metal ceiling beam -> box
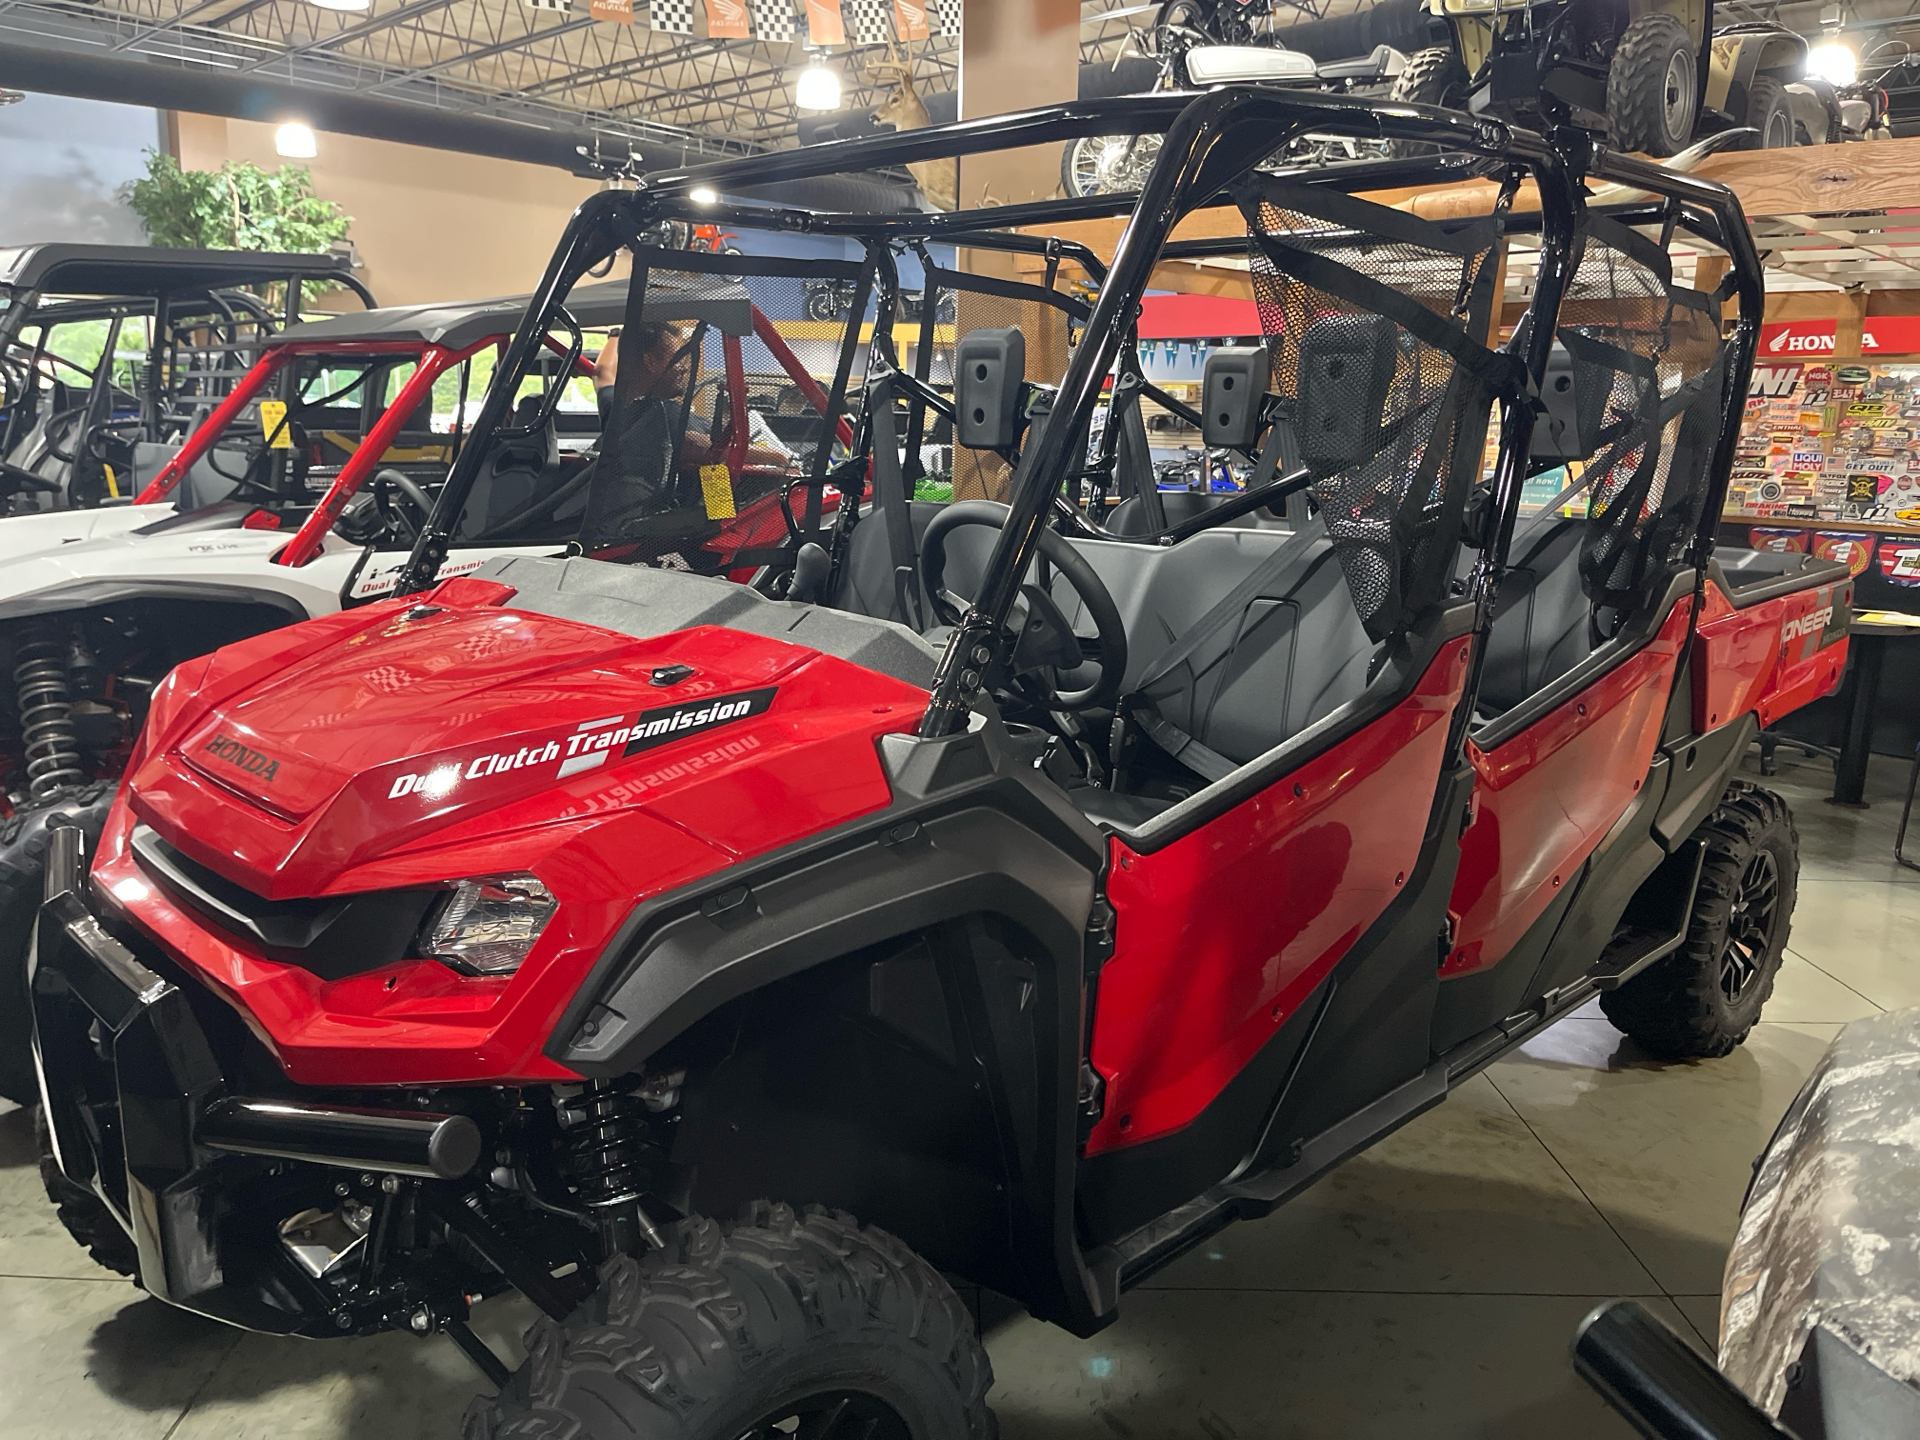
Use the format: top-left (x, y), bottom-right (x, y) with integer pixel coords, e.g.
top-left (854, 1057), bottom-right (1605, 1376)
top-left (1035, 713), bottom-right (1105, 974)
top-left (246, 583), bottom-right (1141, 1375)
top-left (361, 13), bottom-right (599, 91)
top-left (109, 0), bottom-right (271, 52)
top-left (234, 0), bottom-right (460, 73)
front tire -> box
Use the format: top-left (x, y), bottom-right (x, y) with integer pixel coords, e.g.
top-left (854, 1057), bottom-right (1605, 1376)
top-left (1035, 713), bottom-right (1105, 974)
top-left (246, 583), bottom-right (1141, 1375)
top-left (469, 1203), bottom-right (995, 1440)
top-left (1600, 781), bottom-right (1798, 1059)
top-left (0, 783), bottom-right (117, 1105)
top-left (1608, 13), bottom-right (1698, 156)
top-left (35, 1107), bottom-right (139, 1278)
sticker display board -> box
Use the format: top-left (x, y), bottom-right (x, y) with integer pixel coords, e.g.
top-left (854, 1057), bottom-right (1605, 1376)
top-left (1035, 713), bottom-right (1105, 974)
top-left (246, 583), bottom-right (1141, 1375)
top-left (1734, 359), bottom-right (1920, 525)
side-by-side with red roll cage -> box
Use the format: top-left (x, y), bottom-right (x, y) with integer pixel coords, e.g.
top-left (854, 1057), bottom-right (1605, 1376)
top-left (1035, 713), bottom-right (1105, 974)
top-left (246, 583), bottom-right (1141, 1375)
top-left (32, 84), bottom-right (1847, 1440)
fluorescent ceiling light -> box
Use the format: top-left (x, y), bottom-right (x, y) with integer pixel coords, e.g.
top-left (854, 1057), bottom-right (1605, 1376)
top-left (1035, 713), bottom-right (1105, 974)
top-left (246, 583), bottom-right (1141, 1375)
top-left (795, 60), bottom-right (841, 112)
top-left (1808, 41), bottom-right (1858, 85)
top-left (275, 122), bottom-right (318, 158)
top-left (309, 0), bottom-right (372, 11)
top-left (688, 185), bottom-right (719, 204)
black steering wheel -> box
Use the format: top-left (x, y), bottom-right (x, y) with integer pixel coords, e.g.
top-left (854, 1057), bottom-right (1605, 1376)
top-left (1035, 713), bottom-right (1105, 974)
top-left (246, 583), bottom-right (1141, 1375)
top-left (372, 469), bottom-right (436, 544)
top-left (919, 500), bottom-right (1128, 712)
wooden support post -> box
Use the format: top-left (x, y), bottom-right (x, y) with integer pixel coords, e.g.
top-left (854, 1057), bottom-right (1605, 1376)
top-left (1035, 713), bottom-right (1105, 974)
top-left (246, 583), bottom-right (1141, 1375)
top-left (1835, 288), bottom-right (1869, 360)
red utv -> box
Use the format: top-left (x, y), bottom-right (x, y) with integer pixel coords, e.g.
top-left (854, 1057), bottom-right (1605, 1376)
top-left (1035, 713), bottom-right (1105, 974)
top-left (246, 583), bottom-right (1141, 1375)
top-left (31, 90), bottom-right (1848, 1439)
top-left (0, 271), bottom-right (855, 1106)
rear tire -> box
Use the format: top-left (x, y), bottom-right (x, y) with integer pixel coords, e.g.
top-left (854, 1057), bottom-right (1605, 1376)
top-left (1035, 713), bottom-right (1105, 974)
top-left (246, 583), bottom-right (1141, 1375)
top-left (1600, 782), bottom-right (1797, 1059)
top-left (35, 1106), bottom-right (139, 1278)
top-left (1608, 13), bottom-right (1698, 157)
top-left (1388, 46), bottom-right (1471, 157)
top-left (1744, 75), bottom-right (1797, 149)
top-left (467, 1202), bottom-right (996, 1440)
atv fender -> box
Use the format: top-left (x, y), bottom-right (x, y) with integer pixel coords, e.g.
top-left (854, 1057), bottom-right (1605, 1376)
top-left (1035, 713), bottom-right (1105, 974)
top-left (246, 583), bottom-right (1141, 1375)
top-left (1654, 713), bottom-right (1759, 851)
top-left (553, 801), bottom-right (1098, 1076)
top-left (548, 720), bottom-right (1117, 1336)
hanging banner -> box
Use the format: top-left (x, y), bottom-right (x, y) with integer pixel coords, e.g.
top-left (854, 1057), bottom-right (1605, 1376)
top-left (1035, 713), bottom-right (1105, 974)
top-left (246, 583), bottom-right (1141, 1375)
top-left (934, 0), bottom-right (960, 36)
top-left (805, 0), bottom-right (845, 45)
top-left (1811, 531), bottom-right (1877, 579)
top-left (705, 0), bottom-right (750, 36)
top-left (748, 0), bottom-right (792, 40)
top-left (645, 0), bottom-right (688, 29)
top-left (893, 0), bottom-right (929, 39)
top-left (845, 0), bottom-right (892, 43)
top-left (593, 0), bottom-right (635, 23)
top-left (1879, 540), bottom-right (1920, 586)
top-left (1747, 527), bottom-right (1811, 554)
top-left (1760, 317), bottom-right (1920, 358)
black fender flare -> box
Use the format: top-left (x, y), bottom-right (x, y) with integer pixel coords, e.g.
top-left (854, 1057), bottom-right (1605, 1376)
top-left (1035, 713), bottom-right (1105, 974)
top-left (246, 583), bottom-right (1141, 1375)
top-left (551, 799), bottom-right (1096, 1077)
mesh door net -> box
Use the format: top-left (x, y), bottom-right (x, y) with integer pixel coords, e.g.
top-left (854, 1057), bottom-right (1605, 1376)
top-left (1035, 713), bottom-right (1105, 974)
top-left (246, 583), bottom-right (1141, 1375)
top-left (580, 247), bottom-right (871, 570)
top-left (1239, 176), bottom-right (1514, 644)
top-left (1556, 216), bottom-right (1730, 614)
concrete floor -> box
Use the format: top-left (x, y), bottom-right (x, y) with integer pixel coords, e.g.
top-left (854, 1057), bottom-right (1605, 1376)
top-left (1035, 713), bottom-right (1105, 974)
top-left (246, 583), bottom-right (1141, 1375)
top-left (0, 747), bottom-right (1909, 1439)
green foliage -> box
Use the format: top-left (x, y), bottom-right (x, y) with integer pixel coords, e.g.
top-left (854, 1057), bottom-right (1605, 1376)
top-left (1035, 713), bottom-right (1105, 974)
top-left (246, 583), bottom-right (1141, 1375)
top-left (121, 150), bottom-right (351, 254)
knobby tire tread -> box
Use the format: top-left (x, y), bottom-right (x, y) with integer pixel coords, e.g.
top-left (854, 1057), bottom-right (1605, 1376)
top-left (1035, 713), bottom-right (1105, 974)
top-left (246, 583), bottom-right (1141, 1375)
top-left (35, 1106), bottom-right (139, 1278)
top-left (1599, 781), bottom-right (1797, 1060)
top-left (1607, 14), bottom-right (1694, 157)
top-left (466, 1202), bottom-right (996, 1440)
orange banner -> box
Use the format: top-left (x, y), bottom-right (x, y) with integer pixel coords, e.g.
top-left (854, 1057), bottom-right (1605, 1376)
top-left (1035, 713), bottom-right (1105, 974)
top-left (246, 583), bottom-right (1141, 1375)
top-left (705, 0), bottom-right (749, 37)
top-left (805, 0), bottom-right (845, 46)
top-left (893, 0), bottom-right (928, 40)
top-left (590, 0), bottom-right (633, 23)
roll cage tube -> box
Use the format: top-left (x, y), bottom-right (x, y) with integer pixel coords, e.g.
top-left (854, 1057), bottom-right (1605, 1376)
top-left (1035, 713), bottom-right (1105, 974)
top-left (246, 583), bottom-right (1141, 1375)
top-left (134, 347), bottom-right (294, 505)
top-left (276, 336), bottom-right (503, 568)
top-left (395, 194), bottom-right (630, 596)
top-left (915, 87), bottom-right (1561, 737)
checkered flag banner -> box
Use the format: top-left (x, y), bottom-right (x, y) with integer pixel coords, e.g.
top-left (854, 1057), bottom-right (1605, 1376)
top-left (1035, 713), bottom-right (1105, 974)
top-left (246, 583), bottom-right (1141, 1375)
top-left (844, 0), bottom-right (892, 45)
top-left (934, 0), bottom-right (959, 39)
top-left (523, 0), bottom-right (570, 12)
top-left (650, 0), bottom-right (695, 33)
top-left (749, 0), bottom-right (794, 41)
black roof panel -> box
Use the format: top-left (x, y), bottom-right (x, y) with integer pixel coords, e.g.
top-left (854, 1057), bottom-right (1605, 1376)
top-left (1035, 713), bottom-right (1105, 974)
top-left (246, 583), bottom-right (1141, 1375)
top-left (270, 276), bottom-right (752, 350)
top-left (0, 243), bottom-right (353, 297)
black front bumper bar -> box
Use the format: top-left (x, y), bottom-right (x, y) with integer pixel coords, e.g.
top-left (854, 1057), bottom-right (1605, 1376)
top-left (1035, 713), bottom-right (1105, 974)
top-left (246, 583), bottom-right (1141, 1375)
top-left (31, 822), bottom-right (480, 1334)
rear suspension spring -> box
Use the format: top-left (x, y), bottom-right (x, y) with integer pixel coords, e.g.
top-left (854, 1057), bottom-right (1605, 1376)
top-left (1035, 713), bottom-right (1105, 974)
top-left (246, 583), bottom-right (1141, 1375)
top-left (557, 1081), bottom-right (664, 1255)
top-left (13, 625), bottom-right (84, 801)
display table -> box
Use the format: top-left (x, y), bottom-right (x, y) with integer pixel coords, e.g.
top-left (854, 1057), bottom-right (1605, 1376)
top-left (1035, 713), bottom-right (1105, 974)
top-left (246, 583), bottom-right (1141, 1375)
top-left (1831, 611), bottom-right (1920, 806)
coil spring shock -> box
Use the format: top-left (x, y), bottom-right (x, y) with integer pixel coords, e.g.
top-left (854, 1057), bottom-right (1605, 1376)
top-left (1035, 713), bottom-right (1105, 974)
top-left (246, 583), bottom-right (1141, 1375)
top-left (13, 625), bottom-right (84, 801)
top-left (558, 1081), bottom-right (665, 1255)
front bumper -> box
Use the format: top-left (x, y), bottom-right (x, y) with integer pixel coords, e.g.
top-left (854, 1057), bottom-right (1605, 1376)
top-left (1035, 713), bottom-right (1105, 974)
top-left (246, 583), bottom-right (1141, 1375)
top-left (34, 824), bottom-right (362, 1334)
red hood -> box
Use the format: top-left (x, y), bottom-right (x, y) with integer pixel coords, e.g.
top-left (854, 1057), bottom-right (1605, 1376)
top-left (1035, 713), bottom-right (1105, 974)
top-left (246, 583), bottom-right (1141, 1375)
top-left (129, 589), bottom-right (928, 899)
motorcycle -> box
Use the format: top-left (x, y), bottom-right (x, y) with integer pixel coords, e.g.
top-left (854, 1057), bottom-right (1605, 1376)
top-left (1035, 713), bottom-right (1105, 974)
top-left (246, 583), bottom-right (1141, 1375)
top-left (1062, 13), bottom-right (1407, 197)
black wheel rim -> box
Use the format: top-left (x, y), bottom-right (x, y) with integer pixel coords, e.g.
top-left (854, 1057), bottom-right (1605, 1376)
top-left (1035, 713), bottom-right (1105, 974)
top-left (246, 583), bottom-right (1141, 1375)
top-left (734, 1389), bottom-right (912, 1440)
top-left (1720, 849), bottom-right (1781, 1003)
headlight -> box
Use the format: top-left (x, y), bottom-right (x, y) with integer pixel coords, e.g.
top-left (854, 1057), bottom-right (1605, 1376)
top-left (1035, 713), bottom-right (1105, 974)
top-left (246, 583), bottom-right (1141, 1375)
top-left (418, 874), bottom-right (556, 975)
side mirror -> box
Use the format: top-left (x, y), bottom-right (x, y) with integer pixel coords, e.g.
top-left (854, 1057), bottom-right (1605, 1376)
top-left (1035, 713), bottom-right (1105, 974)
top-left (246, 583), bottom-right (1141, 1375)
top-left (1201, 346), bottom-right (1269, 450)
top-left (955, 328), bottom-right (1025, 450)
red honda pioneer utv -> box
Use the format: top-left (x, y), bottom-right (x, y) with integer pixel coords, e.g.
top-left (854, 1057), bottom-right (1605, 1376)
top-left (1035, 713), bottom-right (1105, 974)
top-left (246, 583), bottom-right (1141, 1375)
top-left (32, 86), bottom-right (1848, 1439)
top-left (0, 272), bottom-right (861, 1105)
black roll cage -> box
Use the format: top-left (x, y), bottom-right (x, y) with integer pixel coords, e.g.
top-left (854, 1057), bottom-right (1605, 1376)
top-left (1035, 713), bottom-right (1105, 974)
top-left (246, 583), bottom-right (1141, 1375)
top-left (397, 86), bottom-right (1763, 769)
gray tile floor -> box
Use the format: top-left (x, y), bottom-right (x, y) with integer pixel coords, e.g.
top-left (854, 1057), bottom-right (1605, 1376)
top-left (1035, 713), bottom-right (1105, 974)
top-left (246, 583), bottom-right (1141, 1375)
top-left (0, 748), bottom-right (1908, 1438)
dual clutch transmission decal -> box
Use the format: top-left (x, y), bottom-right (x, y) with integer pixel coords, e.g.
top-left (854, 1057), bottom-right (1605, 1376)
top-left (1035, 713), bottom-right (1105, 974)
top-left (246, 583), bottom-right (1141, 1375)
top-left (385, 687), bottom-right (778, 799)
top-left (561, 686), bottom-right (778, 778)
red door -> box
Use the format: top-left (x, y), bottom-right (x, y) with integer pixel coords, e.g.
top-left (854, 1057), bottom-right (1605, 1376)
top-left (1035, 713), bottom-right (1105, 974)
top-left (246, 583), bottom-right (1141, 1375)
top-left (1084, 638), bottom-right (1473, 1156)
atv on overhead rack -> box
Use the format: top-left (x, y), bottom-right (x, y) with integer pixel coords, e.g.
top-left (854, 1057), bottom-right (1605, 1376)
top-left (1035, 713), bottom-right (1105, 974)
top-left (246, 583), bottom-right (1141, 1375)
top-left (0, 244), bottom-right (374, 514)
top-left (1398, 0), bottom-right (1839, 157)
top-left (0, 271), bottom-right (863, 1106)
top-left (32, 82), bottom-right (1850, 1439)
